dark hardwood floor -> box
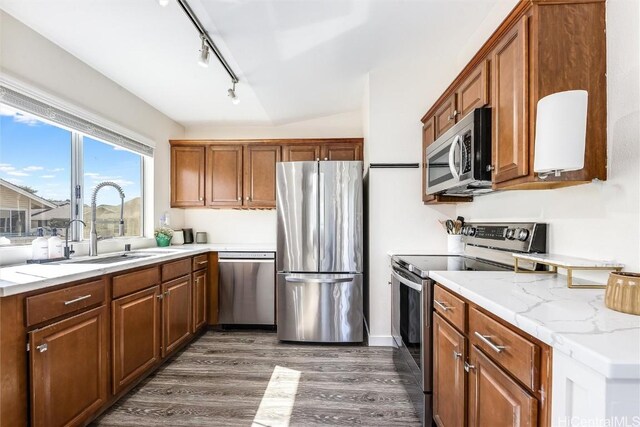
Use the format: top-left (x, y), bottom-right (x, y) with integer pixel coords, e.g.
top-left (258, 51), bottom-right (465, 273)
top-left (92, 330), bottom-right (421, 426)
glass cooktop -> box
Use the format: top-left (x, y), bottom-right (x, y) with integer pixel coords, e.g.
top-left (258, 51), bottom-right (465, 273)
top-left (394, 255), bottom-right (511, 279)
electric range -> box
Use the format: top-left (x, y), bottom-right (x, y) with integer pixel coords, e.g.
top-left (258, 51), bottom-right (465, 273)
top-left (390, 222), bottom-right (548, 426)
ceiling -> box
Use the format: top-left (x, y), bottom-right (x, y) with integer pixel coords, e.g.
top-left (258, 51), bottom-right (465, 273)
top-left (0, 0), bottom-right (502, 127)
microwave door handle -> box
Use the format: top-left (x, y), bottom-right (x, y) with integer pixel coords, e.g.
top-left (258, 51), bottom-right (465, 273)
top-left (448, 135), bottom-right (462, 179)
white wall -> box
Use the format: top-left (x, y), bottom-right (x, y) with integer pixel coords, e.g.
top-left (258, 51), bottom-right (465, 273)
top-left (457, 0), bottom-right (640, 272)
top-left (0, 11), bottom-right (186, 239)
top-left (182, 110), bottom-right (363, 245)
top-left (364, 0), bottom-right (640, 344)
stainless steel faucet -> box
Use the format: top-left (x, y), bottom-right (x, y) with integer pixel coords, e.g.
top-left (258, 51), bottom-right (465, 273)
top-left (64, 219), bottom-right (86, 259)
top-left (89, 181), bottom-right (125, 256)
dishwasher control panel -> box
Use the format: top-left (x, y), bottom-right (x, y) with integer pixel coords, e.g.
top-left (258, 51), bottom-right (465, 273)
top-left (218, 252), bottom-right (275, 259)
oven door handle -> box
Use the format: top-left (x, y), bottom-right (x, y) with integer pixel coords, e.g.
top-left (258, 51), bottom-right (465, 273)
top-left (391, 269), bottom-right (422, 293)
top-left (448, 134), bottom-right (462, 180)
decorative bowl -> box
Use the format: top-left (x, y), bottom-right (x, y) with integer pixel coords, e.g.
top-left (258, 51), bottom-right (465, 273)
top-left (605, 272), bottom-right (640, 315)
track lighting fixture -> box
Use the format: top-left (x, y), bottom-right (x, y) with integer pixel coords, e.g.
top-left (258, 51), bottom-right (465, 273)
top-left (228, 82), bottom-right (240, 105)
top-left (197, 35), bottom-right (210, 68)
top-left (158, 0), bottom-right (169, 7)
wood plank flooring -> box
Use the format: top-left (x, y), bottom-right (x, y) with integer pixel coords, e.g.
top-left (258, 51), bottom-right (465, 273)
top-left (92, 331), bottom-right (421, 426)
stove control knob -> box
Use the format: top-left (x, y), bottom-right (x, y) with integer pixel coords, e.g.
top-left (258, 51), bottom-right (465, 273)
top-left (517, 228), bottom-right (530, 241)
top-left (505, 228), bottom-right (516, 240)
top-left (462, 226), bottom-right (471, 236)
top-left (468, 227), bottom-right (477, 237)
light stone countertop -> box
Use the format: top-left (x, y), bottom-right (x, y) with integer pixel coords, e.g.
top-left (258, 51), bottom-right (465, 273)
top-left (0, 243), bottom-right (276, 297)
top-left (512, 253), bottom-right (625, 268)
top-left (429, 270), bottom-right (640, 380)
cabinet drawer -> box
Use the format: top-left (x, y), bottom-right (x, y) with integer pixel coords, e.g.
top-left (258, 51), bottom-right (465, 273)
top-left (434, 285), bottom-right (466, 332)
top-left (192, 254), bottom-right (208, 271)
top-left (26, 279), bottom-right (106, 327)
top-left (469, 306), bottom-right (540, 390)
top-left (161, 258), bottom-right (192, 282)
top-left (112, 266), bottom-right (160, 298)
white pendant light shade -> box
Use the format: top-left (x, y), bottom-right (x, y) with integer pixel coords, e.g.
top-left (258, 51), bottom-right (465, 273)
top-left (534, 90), bottom-right (588, 176)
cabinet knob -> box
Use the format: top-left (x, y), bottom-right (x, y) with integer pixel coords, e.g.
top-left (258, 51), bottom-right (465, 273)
top-left (199, 197), bottom-right (203, 201)
top-left (237, 197), bottom-right (241, 201)
top-left (36, 343), bottom-right (48, 353)
top-left (316, 158), bottom-right (320, 161)
top-left (448, 110), bottom-right (459, 121)
top-left (324, 157), bottom-right (328, 161)
top-left (246, 196), bottom-right (250, 201)
top-left (453, 351), bottom-right (462, 360)
top-left (464, 361), bottom-right (476, 372)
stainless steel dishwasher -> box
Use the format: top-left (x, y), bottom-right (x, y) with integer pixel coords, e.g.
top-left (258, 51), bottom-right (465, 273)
top-left (218, 252), bottom-right (275, 325)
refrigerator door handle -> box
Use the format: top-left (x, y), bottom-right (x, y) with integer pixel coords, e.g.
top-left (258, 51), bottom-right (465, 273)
top-left (285, 276), bottom-right (353, 284)
top-left (318, 170), bottom-right (325, 265)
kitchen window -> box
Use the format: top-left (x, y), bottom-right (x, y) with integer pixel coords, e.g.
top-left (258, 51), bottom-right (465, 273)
top-left (0, 85), bottom-right (152, 246)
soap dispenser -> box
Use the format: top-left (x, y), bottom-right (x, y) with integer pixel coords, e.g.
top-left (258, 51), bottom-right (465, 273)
top-left (48, 228), bottom-right (64, 259)
top-left (31, 228), bottom-right (49, 261)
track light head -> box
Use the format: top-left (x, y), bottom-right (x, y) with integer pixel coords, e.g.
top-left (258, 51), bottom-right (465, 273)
top-left (198, 36), bottom-right (210, 68)
top-left (228, 82), bottom-right (240, 105)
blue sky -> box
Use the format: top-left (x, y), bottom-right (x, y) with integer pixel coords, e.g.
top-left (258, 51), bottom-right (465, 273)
top-left (0, 105), bottom-right (141, 205)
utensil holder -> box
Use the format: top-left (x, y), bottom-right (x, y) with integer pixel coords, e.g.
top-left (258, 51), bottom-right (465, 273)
top-left (447, 234), bottom-right (464, 254)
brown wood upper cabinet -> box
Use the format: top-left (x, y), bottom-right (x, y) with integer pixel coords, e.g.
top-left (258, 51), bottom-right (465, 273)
top-left (29, 305), bottom-right (108, 427)
top-left (171, 139), bottom-right (363, 209)
top-left (492, 16), bottom-right (529, 184)
top-left (244, 145), bottom-right (280, 207)
top-left (171, 146), bottom-right (206, 207)
top-left (434, 94), bottom-right (457, 139)
top-left (282, 144), bottom-right (321, 161)
top-left (206, 145), bottom-right (243, 208)
top-left (420, 0), bottom-right (607, 193)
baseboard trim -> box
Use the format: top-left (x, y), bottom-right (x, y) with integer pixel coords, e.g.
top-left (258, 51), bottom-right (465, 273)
top-left (367, 335), bottom-right (395, 347)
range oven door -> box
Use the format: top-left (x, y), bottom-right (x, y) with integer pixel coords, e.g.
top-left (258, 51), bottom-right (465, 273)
top-left (391, 263), bottom-right (433, 393)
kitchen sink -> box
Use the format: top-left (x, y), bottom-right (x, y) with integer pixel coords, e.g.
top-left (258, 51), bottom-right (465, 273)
top-left (63, 253), bottom-right (154, 265)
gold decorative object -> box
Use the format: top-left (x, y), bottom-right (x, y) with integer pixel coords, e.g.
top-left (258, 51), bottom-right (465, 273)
top-left (605, 272), bottom-right (640, 315)
top-left (512, 253), bottom-right (624, 289)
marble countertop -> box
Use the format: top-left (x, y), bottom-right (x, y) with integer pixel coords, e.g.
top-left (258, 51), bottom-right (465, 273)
top-left (0, 243), bottom-right (276, 297)
top-left (429, 271), bottom-right (640, 379)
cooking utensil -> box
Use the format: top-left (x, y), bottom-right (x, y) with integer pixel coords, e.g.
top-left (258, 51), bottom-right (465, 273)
top-left (445, 220), bottom-right (455, 234)
top-left (456, 216), bottom-right (465, 226)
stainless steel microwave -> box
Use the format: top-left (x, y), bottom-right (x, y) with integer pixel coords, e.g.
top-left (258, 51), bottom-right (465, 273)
top-left (425, 107), bottom-right (492, 195)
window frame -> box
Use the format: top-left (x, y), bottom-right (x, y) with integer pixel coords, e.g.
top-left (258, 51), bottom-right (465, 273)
top-left (0, 82), bottom-right (151, 245)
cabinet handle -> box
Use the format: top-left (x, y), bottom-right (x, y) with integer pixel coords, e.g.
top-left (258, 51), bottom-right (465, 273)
top-left (453, 351), bottom-right (462, 360)
top-left (64, 294), bottom-right (91, 305)
top-left (434, 300), bottom-right (451, 311)
top-left (474, 332), bottom-right (506, 353)
top-left (36, 343), bottom-right (48, 353)
top-left (464, 361), bottom-right (475, 372)
top-left (198, 261), bottom-right (207, 265)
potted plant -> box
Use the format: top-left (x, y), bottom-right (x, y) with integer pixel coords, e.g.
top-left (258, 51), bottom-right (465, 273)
top-left (154, 226), bottom-right (174, 247)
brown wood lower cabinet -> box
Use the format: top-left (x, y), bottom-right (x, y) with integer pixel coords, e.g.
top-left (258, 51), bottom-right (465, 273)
top-left (112, 286), bottom-right (161, 394)
top-left (162, 275), bottom-right (192, 357)
top-left (433, 313), bottom-right (466, 427)
top-left (432, 284), bottom-right (549, 427)
top-left (29, 305), bottom-right (108, 427)
top-left (192, 269), bottom-right (207, 333)
top-left (467, 345), bottom-right (537, 427)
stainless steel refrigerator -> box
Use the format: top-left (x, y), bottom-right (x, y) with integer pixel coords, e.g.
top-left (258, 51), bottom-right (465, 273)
top-left (276, 161), bottom-right (363, 343)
